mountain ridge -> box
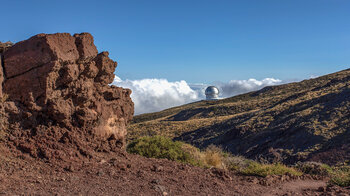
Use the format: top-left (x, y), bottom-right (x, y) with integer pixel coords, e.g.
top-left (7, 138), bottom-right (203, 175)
top-left (128, 68), bottom-right (350, 165)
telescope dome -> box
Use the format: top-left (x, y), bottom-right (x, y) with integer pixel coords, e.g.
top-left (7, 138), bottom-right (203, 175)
top-left (205, 86), bottom-right (219, 100)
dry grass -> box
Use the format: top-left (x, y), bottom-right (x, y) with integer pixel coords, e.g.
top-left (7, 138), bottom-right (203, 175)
top-left (127, 114), bottom-right (237, 141)
top-left (128, 136), bottom-right (304, 177)
top-left (128, 136), bottom-right (350, 182)
top-left (200, 146), bottom-right (302, 177)
top-left (201, 145), bottom-right (226, 169)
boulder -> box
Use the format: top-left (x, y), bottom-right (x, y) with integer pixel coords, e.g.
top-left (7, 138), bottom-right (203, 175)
top-left (2, 33), bottom-right (134, 145)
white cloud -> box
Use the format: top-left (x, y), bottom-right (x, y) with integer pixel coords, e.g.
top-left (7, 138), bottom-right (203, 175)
top-left (215, 78), bottom-right (282, 97)
top-left (111, 76), bottom-right (282, 115)
top-left (112, 76), bottom-right (199, 115)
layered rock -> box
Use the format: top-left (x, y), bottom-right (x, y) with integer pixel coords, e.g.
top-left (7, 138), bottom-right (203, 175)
top-left (1, 33), bottom-right (133, 148)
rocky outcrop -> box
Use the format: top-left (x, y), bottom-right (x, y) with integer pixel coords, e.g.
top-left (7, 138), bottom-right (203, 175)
top-left (0, 41), bottom-right (13, 97)
top-left (1, 33), bottom-right (133, 158)
top-left (0, 41), bottom-right (13, 53)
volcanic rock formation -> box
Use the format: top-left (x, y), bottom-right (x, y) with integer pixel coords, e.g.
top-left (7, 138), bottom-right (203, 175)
top-left (0, 33), bottom-right (133, 160)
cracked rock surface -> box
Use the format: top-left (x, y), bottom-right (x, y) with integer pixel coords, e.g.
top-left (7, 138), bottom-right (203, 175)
top-left (1, 33), bottom-right (133, 161)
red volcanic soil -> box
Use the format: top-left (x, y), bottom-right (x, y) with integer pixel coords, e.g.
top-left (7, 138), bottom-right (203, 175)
top-left (2, 145), bottom-right (346, 196)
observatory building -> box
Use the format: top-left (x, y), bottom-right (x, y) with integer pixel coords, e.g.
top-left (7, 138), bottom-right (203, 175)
top-left (205, 86), bottom-right (220, 100)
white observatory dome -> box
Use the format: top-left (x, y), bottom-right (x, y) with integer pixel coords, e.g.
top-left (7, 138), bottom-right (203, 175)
top-left (205, 86), bottom-right (220, 100)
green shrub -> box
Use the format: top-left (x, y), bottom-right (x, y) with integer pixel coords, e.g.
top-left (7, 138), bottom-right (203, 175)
top-left (223, 154), bottom-right (302, 177)
top-left (295, 162), bottom-right (350, 187)
top-left (240, 162), bottom-right (303, 177)
top-left (225, 156), bottom-right (255, 171)
top-left (180, 143), bottom-right (202, 162)
top-left (127, 136), bottom-right (303, 178)
top-left (296, 161), bottom-right (332, 176)
top-left (329, 166), bottom-right (350, 187)
top-left (127, 136), bottom-right (199, 165)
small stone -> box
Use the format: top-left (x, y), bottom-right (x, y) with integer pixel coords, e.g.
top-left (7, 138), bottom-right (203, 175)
top-left (151, 179), bottom-right (161, 184)
top-left (250, 178), bottom-right (259, 184)
top-left (64, 165), bottom-right (74, 172)
top-left (97, 171), bottom-right (104, 176)
top-left (119, 164), bottom-right (127, 171)
top-left (8, 136), bottom-right (15, 141)
top-left (153, 185), bottom-right (166, 193)
top-left (109, 170), bottom-right (115, 176)
top-left (318, 187), bottom-right (325, 192)
top-left (152, 165), bottom-right (163, 172)
top-left (326, 186), bottom-right (332, 192)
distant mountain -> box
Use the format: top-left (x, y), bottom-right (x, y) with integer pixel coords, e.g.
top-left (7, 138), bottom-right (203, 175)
top-left (128, 69), bottom-right (350, 165)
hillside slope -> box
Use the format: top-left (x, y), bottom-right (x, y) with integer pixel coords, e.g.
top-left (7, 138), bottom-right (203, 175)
top-left (129, 69), bottom-right (350, 165)
top-left (1, 33), bottom-right (349, 195)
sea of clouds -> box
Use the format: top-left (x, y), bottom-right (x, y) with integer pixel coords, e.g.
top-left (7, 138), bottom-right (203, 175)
top-left (111, 76), bottom-right (282, 115)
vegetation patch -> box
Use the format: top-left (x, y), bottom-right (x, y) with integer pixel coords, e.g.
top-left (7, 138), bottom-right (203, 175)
top-left (296, 161), bottom-right (332, 176)
top-left (296, 162), bottom-right (350, 187)
top-left (328, 166), bottom-right (350, 187)
top-left (201, 145), bottom-right (227, 169)
top-left (128, 136), bottom-right (350, 184)
top-left (239, 162), bottom-right (302, 177)
top-left (127, 136), bottom-right (199, 165)
top-left (127, 136), bottom-right (303, 177)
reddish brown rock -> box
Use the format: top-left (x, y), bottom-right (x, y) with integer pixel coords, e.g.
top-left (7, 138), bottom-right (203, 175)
top-left (74, 33), bottom-right (98, 59)
top-left (3, 33), bottom-right (78, 78)
top-left (2, 33), bottom-right (134, 151)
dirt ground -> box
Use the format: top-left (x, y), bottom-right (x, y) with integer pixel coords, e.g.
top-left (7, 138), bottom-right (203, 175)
top-left (1, 146), bottom-right (349, 196)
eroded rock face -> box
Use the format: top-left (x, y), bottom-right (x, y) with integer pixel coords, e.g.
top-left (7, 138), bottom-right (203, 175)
top-left (2, 33), bottom-right (134, 145)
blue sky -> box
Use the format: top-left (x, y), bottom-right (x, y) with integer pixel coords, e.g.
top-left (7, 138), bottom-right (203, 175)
top-left (1, 0), bottom-right (350, 83)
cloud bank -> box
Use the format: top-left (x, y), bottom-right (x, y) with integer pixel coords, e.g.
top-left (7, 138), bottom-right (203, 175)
top-left (112, 76), bottom-right (282, 115)
top-left (112, 77), bottom-right (199, 115)
top-left (215, 78), bottom-right (282, 97)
